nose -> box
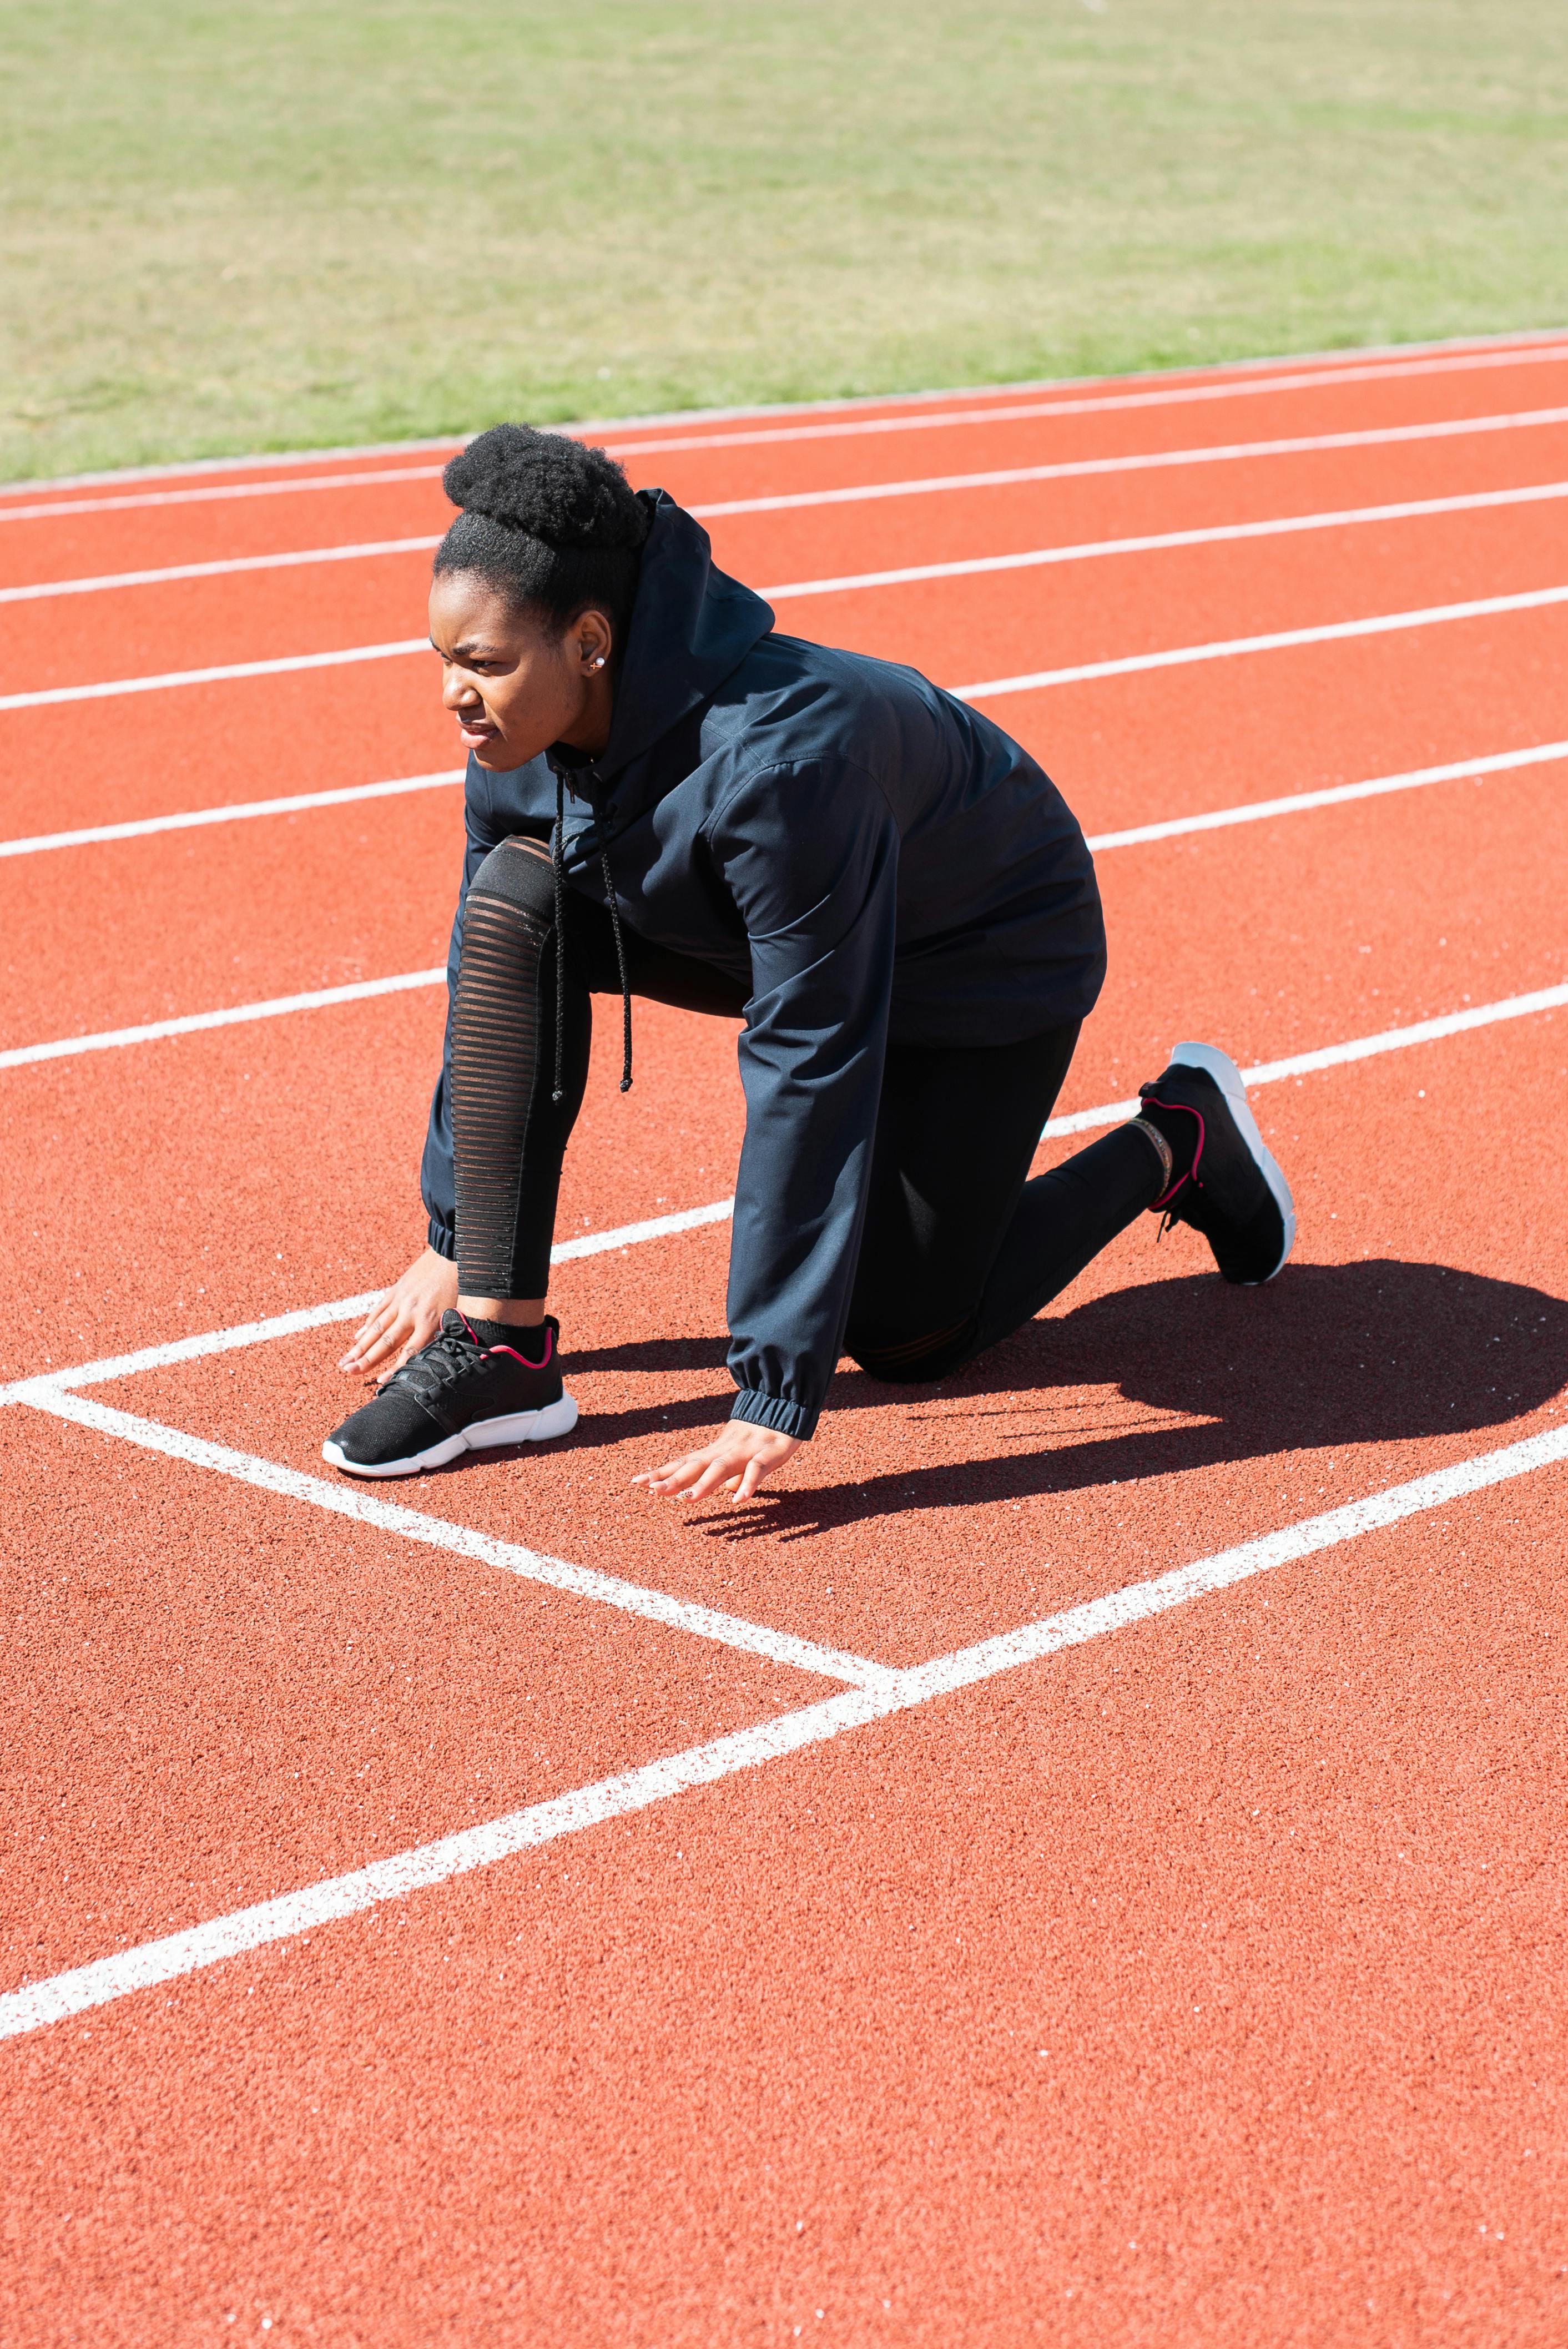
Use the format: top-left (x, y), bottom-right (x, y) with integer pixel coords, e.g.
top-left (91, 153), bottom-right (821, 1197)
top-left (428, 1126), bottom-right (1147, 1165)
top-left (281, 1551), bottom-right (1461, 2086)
top-left (441, 663), bottom-right (482, 712)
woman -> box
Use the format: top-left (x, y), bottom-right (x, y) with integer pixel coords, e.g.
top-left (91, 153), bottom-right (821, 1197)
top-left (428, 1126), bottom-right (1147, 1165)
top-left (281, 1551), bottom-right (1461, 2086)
top-left (325, 426), bottom-right (1294, 1500)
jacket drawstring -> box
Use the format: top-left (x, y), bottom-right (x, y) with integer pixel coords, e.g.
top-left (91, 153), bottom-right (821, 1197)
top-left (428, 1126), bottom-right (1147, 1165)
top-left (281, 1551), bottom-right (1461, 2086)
top-left (550, 767), bottom-right (633, 1100)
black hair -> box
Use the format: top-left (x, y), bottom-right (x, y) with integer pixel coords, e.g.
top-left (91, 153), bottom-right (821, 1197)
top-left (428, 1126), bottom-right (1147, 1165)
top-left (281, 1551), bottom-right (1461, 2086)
top-left (433, 423), bottom-right (653, 644)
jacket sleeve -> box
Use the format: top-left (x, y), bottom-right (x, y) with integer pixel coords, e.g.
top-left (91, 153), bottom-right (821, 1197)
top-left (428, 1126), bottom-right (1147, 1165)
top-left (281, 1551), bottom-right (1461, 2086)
top-left (419, 768), bottom-right (544, 1257)
top-left (710, 758), bottom-right (900, 1440)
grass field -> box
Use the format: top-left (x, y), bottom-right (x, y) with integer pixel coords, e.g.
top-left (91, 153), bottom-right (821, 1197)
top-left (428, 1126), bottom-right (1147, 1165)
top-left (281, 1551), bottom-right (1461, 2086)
top-left (3, 0), bottom-right (1566, 483)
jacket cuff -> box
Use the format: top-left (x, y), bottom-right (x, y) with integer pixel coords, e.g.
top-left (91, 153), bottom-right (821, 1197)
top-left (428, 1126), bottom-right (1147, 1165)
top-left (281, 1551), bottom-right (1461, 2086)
top-left (730, 1389), bottom-right (817, 1441)
top-left (427, 1218), bottom-right (457, 1262)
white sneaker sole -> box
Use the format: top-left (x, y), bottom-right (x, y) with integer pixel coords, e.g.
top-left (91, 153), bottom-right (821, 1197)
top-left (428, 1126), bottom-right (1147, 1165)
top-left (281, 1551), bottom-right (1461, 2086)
top-left (1167, 1040), bottom-right (1297, 1282)
top-left (321, 1390), bottom-right (579, 1479)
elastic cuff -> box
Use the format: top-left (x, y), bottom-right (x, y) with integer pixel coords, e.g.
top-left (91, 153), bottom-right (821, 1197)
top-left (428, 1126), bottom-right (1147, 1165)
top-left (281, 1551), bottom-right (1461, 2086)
top-left (427, 1218), bottom-right (457, 1262)
top-left (730, 1389), bottom-right (817, 1441)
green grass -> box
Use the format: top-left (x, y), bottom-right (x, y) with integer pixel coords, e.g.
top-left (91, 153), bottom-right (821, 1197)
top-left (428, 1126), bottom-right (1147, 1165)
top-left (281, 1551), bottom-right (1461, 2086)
top-left (3, 0), bottom-right (1565, 481)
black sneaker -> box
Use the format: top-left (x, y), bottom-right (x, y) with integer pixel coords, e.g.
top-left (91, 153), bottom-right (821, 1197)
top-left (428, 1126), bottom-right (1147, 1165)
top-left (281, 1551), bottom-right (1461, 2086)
top-left (322, 1312), bottom-right (578, 1478)
top-left (1138, 1041), bottom-right (1296, 1285)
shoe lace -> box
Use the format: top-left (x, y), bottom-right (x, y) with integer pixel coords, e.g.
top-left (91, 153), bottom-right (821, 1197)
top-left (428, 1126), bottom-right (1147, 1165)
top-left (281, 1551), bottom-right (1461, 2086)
top-left (390, 1320), bottom-right (483, 1405)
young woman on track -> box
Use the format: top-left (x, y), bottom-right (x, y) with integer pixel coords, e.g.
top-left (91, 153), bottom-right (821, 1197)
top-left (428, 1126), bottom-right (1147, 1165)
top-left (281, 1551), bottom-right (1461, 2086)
top-left (325, 426), bottom-right (1295, 1498)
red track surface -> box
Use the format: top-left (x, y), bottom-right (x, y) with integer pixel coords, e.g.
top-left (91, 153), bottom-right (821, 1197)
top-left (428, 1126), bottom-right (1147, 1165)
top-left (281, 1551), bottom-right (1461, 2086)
top-left (3, 336), bottom-right (1567, 2345)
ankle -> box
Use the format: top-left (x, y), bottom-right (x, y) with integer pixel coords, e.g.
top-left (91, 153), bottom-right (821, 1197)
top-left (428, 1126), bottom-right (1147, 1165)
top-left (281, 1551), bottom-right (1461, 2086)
top-left (466, 1312), bottom-right (550, 1359)
top-left (1133, 1096), bottom-right (1202, 1201)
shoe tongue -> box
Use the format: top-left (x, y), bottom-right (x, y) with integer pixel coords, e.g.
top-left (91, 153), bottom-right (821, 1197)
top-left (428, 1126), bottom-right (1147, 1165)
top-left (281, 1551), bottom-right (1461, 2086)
top-left (438, 1308), bottom-right (476, 1340)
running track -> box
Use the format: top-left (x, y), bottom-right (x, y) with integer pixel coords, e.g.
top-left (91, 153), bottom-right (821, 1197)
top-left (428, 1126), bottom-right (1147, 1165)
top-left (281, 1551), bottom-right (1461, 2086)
top-left (3, 334), bottom-right (1567, 2345)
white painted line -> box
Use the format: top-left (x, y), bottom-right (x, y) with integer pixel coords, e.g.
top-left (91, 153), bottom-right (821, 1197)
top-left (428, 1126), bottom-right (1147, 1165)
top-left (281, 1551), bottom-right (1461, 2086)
top-left (0, 1199), bottom-right (738, 1402)
top-left (7, 328), bottom-right (1567, 499)
top-left (0, 638), bottom-right (430, 715)
top-left (21, 475), bottom-right (1567, 612)
top-left (8, 576), bottom-right (1566, 723)
top-left (754, 481), bottom-right (1568, 603)
top-left (5, 979), bottom-right (1560, 1397)
top-left (0, 770), bottom-right (464, 860)
top-left (953, 584), bottom-right (1568, 703)
top-left (1038, 979), bottom-right (1568, 1139)
top-left (597, 344), bottom-right (1568, 460)
top-left (6, 1413), bottom-right (1565, 2041)
top-left (1083, 740), bottom-right (1568, 850)
top-left (7, 735), bottom-right (1560, 869)
top-left (9, 396), bottom-right (1567, 536)
top-left (0, 535), bottom-right (442, 605)
top-left (0, 968), bottom-right (445, 1071)
top-left (689, 405), bottom-right (1568, 520)
top-left (13, 1386), bottom-right (892, 1692)
top-left (0, 468), bottom-right (447, 526)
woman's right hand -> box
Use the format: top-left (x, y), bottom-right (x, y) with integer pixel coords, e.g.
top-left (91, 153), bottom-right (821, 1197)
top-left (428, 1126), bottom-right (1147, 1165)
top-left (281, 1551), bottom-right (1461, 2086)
top-left (338, 1246), bottom-right (459, 1381)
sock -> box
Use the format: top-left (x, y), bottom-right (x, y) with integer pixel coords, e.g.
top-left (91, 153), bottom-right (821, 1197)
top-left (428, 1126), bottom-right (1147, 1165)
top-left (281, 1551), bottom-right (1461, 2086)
top-left (466, 1314), bottom-right (549, 1358)
top-left (1133, 1097), bottom-right (1202, 1196)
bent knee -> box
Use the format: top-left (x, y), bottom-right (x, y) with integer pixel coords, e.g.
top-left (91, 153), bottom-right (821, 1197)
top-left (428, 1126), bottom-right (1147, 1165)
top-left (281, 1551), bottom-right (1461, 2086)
top-left (846, 1310), bottom-right (979, 1384)
top-left (470, 835), bottom-right (556, 923)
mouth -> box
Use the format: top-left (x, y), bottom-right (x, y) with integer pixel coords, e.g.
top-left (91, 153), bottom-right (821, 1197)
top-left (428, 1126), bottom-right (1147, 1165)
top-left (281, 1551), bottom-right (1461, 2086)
top-left (456, 713), bottom-right (500, 749)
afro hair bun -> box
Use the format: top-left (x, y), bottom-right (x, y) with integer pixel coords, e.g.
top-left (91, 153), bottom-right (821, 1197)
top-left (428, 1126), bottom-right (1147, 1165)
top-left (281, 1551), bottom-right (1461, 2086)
top-left (442, 424), bottom-right (652, 552)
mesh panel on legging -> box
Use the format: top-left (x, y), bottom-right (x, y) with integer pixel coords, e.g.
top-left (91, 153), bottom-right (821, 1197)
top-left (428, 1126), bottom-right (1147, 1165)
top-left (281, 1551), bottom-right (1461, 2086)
top-left (449, 839), bottom-right (589, 1300)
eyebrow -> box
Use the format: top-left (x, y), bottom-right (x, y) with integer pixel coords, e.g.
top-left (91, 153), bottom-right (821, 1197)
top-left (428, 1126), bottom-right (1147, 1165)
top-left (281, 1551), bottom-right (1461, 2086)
top-left (432, 637), bottom-right (498, 658)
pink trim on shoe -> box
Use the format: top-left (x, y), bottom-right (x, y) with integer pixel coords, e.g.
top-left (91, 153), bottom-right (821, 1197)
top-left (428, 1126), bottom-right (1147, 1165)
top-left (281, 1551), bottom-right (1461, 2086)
top-left (1140, 1094), bottom-right (1206, 1210)
top-left (488, 1325), bottom-right (553, 1370)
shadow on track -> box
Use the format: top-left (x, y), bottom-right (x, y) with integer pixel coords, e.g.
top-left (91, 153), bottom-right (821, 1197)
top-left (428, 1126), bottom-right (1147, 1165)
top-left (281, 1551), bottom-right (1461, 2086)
top-left (587, 1258), bottom-right (1567, 1538)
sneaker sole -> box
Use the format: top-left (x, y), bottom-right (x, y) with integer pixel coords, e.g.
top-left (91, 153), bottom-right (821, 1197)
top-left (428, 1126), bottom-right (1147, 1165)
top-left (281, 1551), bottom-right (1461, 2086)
top-left (321, 1390), bottom-right (579, 1479)
top-left (1167, 1040), bottom-right (1297, 1282)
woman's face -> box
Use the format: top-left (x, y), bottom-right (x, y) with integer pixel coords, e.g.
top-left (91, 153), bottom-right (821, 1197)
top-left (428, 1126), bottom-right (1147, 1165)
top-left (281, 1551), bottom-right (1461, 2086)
top-left (428, 571), bottom-right (614, 769)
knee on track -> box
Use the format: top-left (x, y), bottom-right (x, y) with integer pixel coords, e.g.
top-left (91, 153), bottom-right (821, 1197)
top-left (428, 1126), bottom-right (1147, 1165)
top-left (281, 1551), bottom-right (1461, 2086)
top-left (845, 1310), bottom-right (980, 1384)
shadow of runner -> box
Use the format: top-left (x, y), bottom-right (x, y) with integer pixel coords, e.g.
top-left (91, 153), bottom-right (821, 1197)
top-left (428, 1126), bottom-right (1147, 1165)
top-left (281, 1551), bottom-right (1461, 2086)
top-left (692, 1258), bottom-right (1568, 1539)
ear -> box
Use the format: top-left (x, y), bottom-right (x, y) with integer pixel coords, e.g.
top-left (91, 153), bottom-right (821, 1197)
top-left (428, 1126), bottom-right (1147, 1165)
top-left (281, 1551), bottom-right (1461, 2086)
top-left (573, 607), bottom-right (614, 677)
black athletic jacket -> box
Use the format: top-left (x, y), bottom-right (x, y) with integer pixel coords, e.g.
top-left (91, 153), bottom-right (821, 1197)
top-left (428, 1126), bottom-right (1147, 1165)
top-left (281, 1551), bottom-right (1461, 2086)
top-left (422, 490), bottom-right (1105, 1438)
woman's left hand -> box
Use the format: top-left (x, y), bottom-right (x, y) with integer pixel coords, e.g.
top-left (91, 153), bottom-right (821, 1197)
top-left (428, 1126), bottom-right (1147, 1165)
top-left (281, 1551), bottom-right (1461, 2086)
top-left (633, 1421), bottom-right (801, 1503)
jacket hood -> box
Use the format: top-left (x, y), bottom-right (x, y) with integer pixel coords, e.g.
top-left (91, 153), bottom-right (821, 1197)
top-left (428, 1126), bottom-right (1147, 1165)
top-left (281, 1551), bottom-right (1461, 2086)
top-left (555, 490), bottom-right (774, 809)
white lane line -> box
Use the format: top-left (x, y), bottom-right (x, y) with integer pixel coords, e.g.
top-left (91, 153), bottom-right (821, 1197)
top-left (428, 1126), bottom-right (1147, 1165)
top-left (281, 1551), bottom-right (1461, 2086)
top-left (953, 584), bottom-right (1568, 703)
top-left (753, 481), bottom-right (1568, 603)
top-left (1038, 979), bottom-right (1568, 1139)
top-left (0, 769), bottom-right (464, 860)
top-left (5, 982), bottom-right (1559, 1392)
top-left (8, 577), bottom-right (1566, 723)
top-left (0, 535), bottom-right (442, 605)
top-left (597, 343), bottom-right (1568, 458)
top-left (6, 1414), bottom-right (1565, 2041)
top-left (7, 734), bottom-right (1559, 869)
top-left (11, 1387), bottom-right (890, 1692)
top-left (7, 352), bottom-right (1568, 529)
top-left (1083, 740), bottom-right (1568, 850)
top-left (0, 638), bottom-right (430, 715)
top-left (695, 406), bottom-right (1568, 520)
top-left (15, 471), bottom-right (1568, 612)
top-left (0, 467), bottom-right (448, 526)
top-left (0, 968), bottom-right (445, 1071)
top-left (0, 1199), bottom-right (737, 1403)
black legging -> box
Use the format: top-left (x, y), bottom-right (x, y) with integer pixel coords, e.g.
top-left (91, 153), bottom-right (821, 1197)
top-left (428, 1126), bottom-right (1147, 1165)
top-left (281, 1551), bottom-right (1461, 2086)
top-left (449, 836), bottom-right (1163, 1382)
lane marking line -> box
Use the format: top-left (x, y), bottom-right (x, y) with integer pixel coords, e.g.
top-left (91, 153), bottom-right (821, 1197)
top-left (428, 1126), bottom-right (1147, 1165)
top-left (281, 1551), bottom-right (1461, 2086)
top-left (1083, 740), bottom-right (1568, 850)
top-left (952, 583), bottom-right (1568, 703)
top-left (4, 980), bottom-right (1558, 1394)
top-left (1037, 979), bottom-right (1568, 1138)
top-left (694, 407), bottom-right (1568, 519)
top-left (7, 329), bottom-right (1564, 497)
top-left (10, 1387), bottom-right (890, 1692)
top-left (753, 481), bottom-right (1568, 603)
top-left (0, 1200), bottom-right (736, 1402)
top-left (0, 770), bottom-right (465, 860)
top-left (18, 475), bottom-right (1567, 612)
top-left (7, 578), bottom-right (1566, 722)
top-left (0, 535), bottom-right (443, 605)
top-left (0, 638), bottom-right (430, 715)
top-left (0, 969), bottom-right (446, 1071)
top-left (4, 1415), bottom-right (1564, 2041)
top-left (6, 736), bottom-right (1559, 868)
top-left (6, 357), bottom-right (1568, 528)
